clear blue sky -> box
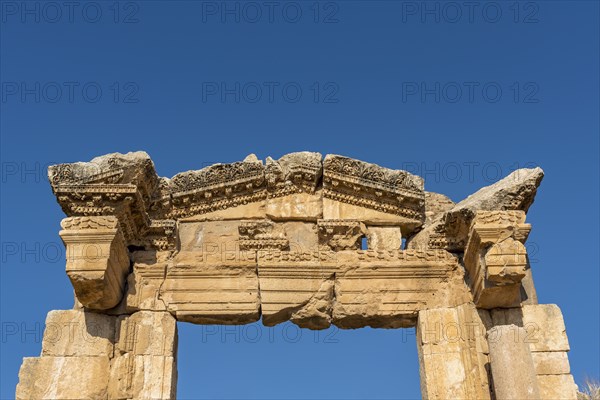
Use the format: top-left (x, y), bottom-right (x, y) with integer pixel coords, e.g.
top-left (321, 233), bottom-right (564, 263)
top-left (1, 1), bottom-right (598, 399)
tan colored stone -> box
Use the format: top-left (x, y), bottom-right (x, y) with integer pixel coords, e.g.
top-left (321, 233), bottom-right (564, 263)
top-left (333, 250), bottom-right (472, 328)
top-left (125, 251), bottom-right (168, 312)
top-left (178, 220), bottom-right (242, 252)
top-left (115, 311), bottom-right (177, 357)
top-left (537, 374), bottom-right (578, 400)
top-left (168, 155), bottom-right (266, 220)
top-left (520, 265), bottom-right (538, 305)
top-left (424, 191), bottom-right (455, 225)
top-left (16, 356), bottom-right (110, 400)
top-left (109, 354), bottom-right (177, 400)
top-left (41, 310), bottom-right (115, 357)
top-left (282, 221), bottom-right (319, 253)
top-left (487, 325), bottom-right (540, 400)
top-left (178, 201), bottom-right (266, 222)
top-left (522, 304), bottom-right (570, 352)
top-left (409, 167), bottom-right (543, 251)
top-left (60, 216), bottom-right (130, 310)
top-left (265, 152), bottom-right (323, 221)
top-left (323, 198), bottom-right (421, 230)
top-left (160, 250), bottom-right (260, 324)
top-left (322, 155), bottom-right (425, 233)
top-left (258, 250), bottom-right (336, 329)
top-left (417, 304), bottom-right (491, 400)
top-left (532, 352), bottom-right (570, 375)
top-left (317, 219), bottom-right (366, 251)
top-left (31, 152), bottom-right (572, 400)
top-left (462, 211), bottom-right (532, 309)
top-left (266, 191), bottom-right (323, 221)
top-left (366, 226), bottom-right (402, 250)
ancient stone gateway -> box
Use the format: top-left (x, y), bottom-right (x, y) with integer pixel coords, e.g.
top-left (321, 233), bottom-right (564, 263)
top-left (16, 152), bottom-right (579, 399)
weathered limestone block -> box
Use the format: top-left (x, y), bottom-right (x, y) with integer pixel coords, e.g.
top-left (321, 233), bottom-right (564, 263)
top-left (408, 167), bottom-right (544, 251)
top-left (125, 251), bottom-right (169, 312)
top-left (41, 310), bottom-right (116, 357)
top-left (424, 191), bottom-right (455, 224)
top-left (537, 374), bottom-right (578, 400)
top-left (521, 304), bottom-right (570, 352)
top-left (417, 304), bottom-right (491, 400)
top-left (109, 354), bottom-right (177, 400)
top-left (265, 152), bottom-right (323, 221)
top-left (487, 325), bottom-right (540, 399)
top-left (281, 221), bottom-right (319, 253)
top-left (115, 311), bottom-right (177, 357)
top-left (366, 226), bottom-right (402, 250)
top-left (60, 216), bottom-right (130, 310)
top-left (168, 155), bottom-right (267, 220)
top-left (333, 250), bottom-right (472, 328)
top-left (487, 305), bottom-right (577, 400)
top-left (267, 191), bottom-right (323, 221)
top-left (48, 151), bottom-right (168, 247)
top-left (258, 250), bottom-right (337, 329)
top-left (531, 351), bottom-right (570, 375)
top-left (178, 220), bottom-right (242, 252)
top-left (17, 356), bottom-right (110, 400)
top-left (109, 311), bottom-right (178, 400)
top-left (160, 250), bottom-right (260, 324)
top-left (463, 211), bottom-right (532, 308)
top-left (238, 220), bottom-right (289, 250)
top-left (322, 155), bottom-right (425, 232)
top-left (317, 219), bottom-right (366, 251)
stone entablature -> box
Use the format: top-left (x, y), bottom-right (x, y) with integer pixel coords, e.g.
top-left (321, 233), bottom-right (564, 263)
top-left (17, 151), bottom-right (579, 400)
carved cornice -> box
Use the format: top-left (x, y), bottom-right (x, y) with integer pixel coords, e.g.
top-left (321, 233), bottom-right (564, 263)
top-left (168, 161), bottom-right (266, 218)
top-left (323, 155), bottom-right (425, 221)
top-left (265, 152), bottom-right (322, 198)
top-left (48, 153), bottom-right (171, 250)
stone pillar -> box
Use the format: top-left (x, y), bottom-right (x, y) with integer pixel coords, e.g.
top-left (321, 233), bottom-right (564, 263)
top-left (416, 303), bottom-right (492, 400)
top-left (16, 310), bottom-right (115, 399)
top-left (109, 311), bottom-right (178, 399)
top-left (487, 325), bottom-right (540, 399)
top-left (16, 309), bottom-right (178, 400)
top-left (489, 305), bottom-right (578, 400)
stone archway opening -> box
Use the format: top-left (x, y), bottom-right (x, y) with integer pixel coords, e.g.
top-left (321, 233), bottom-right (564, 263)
top-left (16, 151), bottom-right (578, 400)
top-left (176, 321), bottom-right (422, 399)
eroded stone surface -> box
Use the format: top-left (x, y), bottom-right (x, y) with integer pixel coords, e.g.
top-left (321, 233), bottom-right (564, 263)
top-left (408, 167), bottom-right (544, 251)
top-left (333, 250), bottom-right (472, 328)
top-left (17, 356), bottom-right (110, 400)
top-left (41, 310), bottom-right (115, 357)
top-left (18, 152), bottom-right (575, 400)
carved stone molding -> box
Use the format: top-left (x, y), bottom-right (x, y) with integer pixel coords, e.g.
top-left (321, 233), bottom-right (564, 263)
top-left (322, 154), bottom-right (425, 224)
top-left (59, 216), bottom-right (130, 310)
top-left (464, 210), bottom-right (532, 308)
top-left (238, 220), bottom-right (289, 250)
top-left (317, 219), bottom-right (366, 251)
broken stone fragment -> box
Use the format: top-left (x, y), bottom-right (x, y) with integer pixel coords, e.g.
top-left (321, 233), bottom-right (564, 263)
top-left (333, 249), bottom-right (471, 329)
top-left (317, 219), bottom-right (367, 251)
top-left (258, 250), bottom-right (337, 329)
top-left (408, 167), bottom-right (544, 251)
top-left (424, 191), bottom-right (455, 224)
top-left (48, 151), bottom-right (158, 189)
top-left (265, 152), bottom-right (323, 221)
